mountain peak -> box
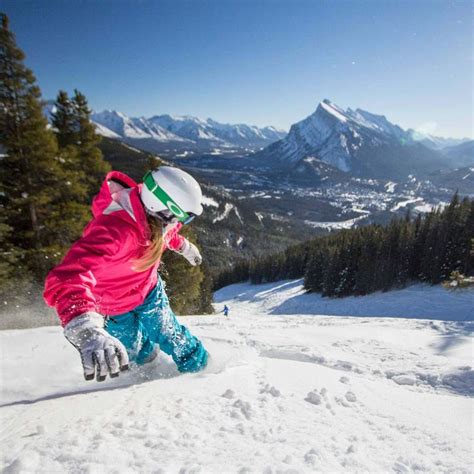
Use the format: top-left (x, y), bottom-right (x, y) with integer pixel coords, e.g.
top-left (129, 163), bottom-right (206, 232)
top-left (254, 98), bottom-right (450, 178)
top-left (317, 99), bottom-right (349, 123)
top-left (95, 109), bottom-right (129, 120)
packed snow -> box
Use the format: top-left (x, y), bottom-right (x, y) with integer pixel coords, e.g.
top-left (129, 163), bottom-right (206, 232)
top-left (1, 280), bottom-right (472, 473)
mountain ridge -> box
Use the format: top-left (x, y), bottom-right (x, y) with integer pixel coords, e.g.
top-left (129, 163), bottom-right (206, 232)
top-left (254, 99), bottom-right (472, 179)
top-left (43, 101), bottom-right (286, 152)
top-left (91, 109), bottom-right (286, 151)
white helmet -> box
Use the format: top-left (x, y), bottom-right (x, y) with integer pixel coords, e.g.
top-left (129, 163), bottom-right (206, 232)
top-left (141, 166), bottom-right (203, 223)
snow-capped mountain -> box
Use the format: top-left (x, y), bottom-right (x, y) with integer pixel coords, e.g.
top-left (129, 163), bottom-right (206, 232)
top-left (254, 99), bottom-right (450, 179)
top-left (149, 115), bottom-right (285, 147)
top-left (91, 110), bottom-right (191, 143)
top-left (91, 110), bottom-right (286, 151)
top-left (407, 130), bottom-right (471, 150)
top-left (44, 101), bottom-right (286, 152)
top-left (440, 140), bottom-right (474, 168)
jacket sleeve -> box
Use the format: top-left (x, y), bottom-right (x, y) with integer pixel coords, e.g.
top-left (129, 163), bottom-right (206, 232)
top-left (43, 217), bottom-right (125, 326)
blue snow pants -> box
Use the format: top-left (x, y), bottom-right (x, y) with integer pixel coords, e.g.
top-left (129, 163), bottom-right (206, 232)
top-left (105, 277), bottom-right (208, 373)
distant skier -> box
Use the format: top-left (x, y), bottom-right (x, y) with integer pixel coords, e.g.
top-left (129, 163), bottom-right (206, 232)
top-left (44, 167), bottom-right (209, 381)
top-left (223, 305), bottom-right (229, 317)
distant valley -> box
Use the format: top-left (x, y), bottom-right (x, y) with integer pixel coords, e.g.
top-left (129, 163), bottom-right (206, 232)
top-left (45, 99), bottom-right (473, 271)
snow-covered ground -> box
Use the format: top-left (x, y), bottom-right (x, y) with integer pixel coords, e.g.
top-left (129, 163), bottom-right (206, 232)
top-left (220, 279), bottom-right (473, 321)
top-left (1, 281), bottom-right (472, 473)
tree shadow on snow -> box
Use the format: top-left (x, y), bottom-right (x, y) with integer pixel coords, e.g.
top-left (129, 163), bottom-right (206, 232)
top-left (428, 320), bottom-right (474, 355)
top-left (215, 279), bottom-right (303, 305)
top-left (438, 366), bottom-right (474, 396)
top-left (269, 289), bottom-right (474, 322)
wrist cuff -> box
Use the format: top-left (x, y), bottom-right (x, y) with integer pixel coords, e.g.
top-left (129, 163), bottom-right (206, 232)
top-left (177, 239), bottom-right (189, 254)
top-left (64, 311), bottom-right (104, 338)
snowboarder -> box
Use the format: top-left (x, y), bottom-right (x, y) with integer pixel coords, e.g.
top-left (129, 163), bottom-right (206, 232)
top-left (44, 167), bottom-right (209, 381)
top-left (223, 305), bottom-right (229, 317)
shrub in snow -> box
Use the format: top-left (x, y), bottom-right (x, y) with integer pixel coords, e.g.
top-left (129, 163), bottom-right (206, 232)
top-left (443, 271), bottom-right (474, 290)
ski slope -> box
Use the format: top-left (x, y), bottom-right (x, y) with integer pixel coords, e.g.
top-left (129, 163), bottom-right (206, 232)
top-left (1, 281), bottom-right (473, 473)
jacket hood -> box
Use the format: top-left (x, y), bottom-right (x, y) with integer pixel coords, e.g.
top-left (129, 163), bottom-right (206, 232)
top-left (92, 171), bottom-right (149, 237)
top-left (92, 171), bottom-right (138, 217)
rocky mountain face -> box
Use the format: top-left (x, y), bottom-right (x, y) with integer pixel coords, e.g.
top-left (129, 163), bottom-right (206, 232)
top-left (253, 99), bottom-right (466, 180)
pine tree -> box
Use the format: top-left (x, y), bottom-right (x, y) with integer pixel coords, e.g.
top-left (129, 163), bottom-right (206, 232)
top-left (437, 193), bottom-right (465, 282)
top-left (396, 218), bottom-right (412, 286)
top-left (51, 90), bottom-right (76, 148)
top-left (409, 213), bottom-right (424, 280)
top-left (0, 14), bottom-right (88, 286)
top-left (353, 227), bottom-right (378, 294)
top-left (322, 246), bottom-right (343, 297)
top-left (420, 209), bottom-right (441, 283)
top-left (197, 263), bottom-right (215, 314)
top-left (52, 89), bottom-right (110, 198)
top-left (160, 226), bottom-right (205, 314)
top-left (71, 89), bottom-right (110, 195)
top-left (51, 90), bottom-right (91, 204)
top-left (462, 200), bottom-right (474, 276)
top-left (304, 244), bottom-right (327, 292)
top-left (285, 244), bottom-right (308, 280)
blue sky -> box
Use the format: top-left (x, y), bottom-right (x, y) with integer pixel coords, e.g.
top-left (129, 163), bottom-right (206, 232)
top-left (3, 0), bottom-right (473, 137)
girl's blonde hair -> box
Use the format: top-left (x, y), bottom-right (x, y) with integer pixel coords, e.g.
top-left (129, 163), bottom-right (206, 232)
top-left (133, 215), bottom-right (165, 272)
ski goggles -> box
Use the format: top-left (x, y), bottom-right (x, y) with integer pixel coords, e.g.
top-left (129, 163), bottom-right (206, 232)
top-left (157, 208), bottom-right (196, 225)
top-left (143, 171), bottom-right (196, 224)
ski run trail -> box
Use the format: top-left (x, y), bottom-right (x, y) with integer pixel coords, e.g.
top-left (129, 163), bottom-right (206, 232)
top-left (1, 280), bottom-right (473, 474)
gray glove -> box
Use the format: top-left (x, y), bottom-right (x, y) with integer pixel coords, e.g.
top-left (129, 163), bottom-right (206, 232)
top-left (177, 239), bottom-right (202, 266)
top-left (64, 312), bottom-right (129, 382)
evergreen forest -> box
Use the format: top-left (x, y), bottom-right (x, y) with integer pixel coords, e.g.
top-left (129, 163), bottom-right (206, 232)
top-left (215, 194), bottom-right (474, 298)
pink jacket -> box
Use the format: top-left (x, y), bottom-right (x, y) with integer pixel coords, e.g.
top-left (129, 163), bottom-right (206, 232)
top-left (43, 171), bottom-right (185, 326)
